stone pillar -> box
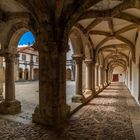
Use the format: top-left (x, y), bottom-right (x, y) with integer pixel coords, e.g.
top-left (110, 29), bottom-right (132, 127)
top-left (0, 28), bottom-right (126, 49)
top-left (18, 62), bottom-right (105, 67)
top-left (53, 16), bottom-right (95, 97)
top-left (108, 69), bottom-right (110, 83)
top-left (108, 69), bottom-right (112, 83)
top-left (0, 54), bottom-right (21, 114)
top-left (0, 57), bottom-right (3, 100)
top-left (32, 41), bottom-right (70, 126)
top-left (72, 55), bottom-right (85, 103)
top-left (104, 68), bottom-right (107, 86)
top-left (92, 60), bottom-right (96, 95)
top-left (84, 59), bottom-right (93, 92)
top-left (106, 68), bottom-right (109, 85)
top-left (101, 67), bottom-right (104, 87)
top-left (99, 65), bottom-right (103, 88)
top-left (95, 65), bottom-right (100, 89)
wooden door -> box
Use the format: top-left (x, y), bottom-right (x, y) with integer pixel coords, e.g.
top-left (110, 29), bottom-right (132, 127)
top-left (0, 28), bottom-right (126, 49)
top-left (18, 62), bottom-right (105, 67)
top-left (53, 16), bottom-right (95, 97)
top-left (113, 74), bottom-right (119, 82)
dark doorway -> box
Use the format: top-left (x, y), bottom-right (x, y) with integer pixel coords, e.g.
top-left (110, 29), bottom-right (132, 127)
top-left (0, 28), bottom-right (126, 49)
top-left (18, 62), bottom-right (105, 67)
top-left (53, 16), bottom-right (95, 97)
top-left (113, 74), bottom-right (119, 82)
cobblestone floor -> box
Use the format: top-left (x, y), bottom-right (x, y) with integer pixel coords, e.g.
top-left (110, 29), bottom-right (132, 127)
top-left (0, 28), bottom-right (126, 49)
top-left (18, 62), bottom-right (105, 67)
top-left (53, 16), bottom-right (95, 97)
top-left (0, 82), bottom-right (137, 140)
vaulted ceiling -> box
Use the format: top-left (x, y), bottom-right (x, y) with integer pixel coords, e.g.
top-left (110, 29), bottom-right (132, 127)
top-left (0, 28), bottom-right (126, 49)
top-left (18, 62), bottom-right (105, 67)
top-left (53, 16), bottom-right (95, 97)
top-left (0, 0), bottom-right (139, 71)
top-left (74, 0), bottom-right (140, 70)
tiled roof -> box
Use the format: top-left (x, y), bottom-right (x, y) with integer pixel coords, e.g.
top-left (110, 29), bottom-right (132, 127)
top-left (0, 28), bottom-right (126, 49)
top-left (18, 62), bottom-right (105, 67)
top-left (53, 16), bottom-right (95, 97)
top-left (17, 45), bottom-right (38, 55)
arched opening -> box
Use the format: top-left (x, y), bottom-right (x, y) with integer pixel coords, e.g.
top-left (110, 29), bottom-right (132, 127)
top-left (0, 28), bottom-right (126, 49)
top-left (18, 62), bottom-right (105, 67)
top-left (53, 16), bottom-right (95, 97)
top-left (24, 68), bottom-right (29, 80)
top-left (66, 39), bottom-right (76, 104)
top-left (18, 68), bottom-right (23, 80)
top-left (0, 29), bottom-right (39, 123)
top-left (66, 28), bottom-right (93, 105)
top-left (66, 68), bottom-right (72, 80)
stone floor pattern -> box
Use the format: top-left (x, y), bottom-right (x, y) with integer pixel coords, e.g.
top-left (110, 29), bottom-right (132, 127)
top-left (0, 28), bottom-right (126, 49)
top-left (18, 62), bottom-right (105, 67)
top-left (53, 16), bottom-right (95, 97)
top-left (0, 82), bottom-right (138, 140)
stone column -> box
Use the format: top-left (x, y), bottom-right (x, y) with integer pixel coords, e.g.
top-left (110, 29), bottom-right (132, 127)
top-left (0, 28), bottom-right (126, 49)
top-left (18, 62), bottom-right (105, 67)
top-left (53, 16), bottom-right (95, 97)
top-left (108, 69), bottom-right (111, 83)
top-left (0, 57), bottom-right (3, 100)
top-left (95, 65), bottom-right (100, 89)
top-left (32, 41), bottom-right (70, 126)
top-left (92, 60), bottom-right (96, 95)
top-left (99, 65), bottom-right (103, 88)
top-left (106, 68), bottom-right (109, 85)
top-left (72, 55), bottom-right (85, 103)
top-left (104, 68), bottom-right (107, 86)
top-left (0, 54), bottom-right (21, 114)
top-left (84, 59), bottom-right (93, 92)
top-left (101, 67), bottom-right (104, 87)
top-left (108, 69), bottom-right (112, 83)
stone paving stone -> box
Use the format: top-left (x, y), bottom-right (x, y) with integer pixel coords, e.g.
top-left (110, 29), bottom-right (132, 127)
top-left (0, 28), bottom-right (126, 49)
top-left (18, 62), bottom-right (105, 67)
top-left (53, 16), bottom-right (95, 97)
top-left (0, 82), bottom-right (136, 140)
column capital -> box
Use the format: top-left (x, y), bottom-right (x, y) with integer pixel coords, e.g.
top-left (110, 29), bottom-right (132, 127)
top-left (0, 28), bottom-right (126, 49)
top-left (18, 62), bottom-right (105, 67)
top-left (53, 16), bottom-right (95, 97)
top-left (38, 41), bottom-right (68, 53)
top-left (5, 53), bottom-right (15, 63)
top-left (84, 59), bottom-right (93, 65)
top-left (72, 54), bottom-right (84, 63)
top-left (99, 65), bottom-right (103, 68)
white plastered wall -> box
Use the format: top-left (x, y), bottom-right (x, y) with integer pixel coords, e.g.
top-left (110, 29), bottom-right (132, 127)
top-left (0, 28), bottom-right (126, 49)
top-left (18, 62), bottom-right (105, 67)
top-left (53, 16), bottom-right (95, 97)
top-left (130, 31), bottom-right (140, 103)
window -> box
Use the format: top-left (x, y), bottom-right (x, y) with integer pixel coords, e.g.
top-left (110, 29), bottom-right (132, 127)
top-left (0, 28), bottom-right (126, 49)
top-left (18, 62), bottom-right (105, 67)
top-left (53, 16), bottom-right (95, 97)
top-left (22, 54), bottom-right (26, 61)
top-left (36, 56), bottom-right (39, 63)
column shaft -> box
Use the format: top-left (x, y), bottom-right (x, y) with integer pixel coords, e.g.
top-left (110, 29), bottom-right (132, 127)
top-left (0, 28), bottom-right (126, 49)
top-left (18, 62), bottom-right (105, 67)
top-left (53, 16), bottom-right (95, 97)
top-left (96, 65), bottom-right (99, 86)
top-left (106, 69), bottom-right (109, 84)
top-left (92, 61), bottom-right (96, 94)
top-left (0, 57), bottom-right (3, 100)
top-left (75, 58), bottom-right (83, 95)
top-left (72, 55), bottom-right (85, 103)
top-left (5, 55), bottom-right (15, 102)
top-left (0, 54), bottom-right (21, 114)
top-left (85, 60), bottom-right (92, 91)
top-left (32, 41), bottom-right (70, 126)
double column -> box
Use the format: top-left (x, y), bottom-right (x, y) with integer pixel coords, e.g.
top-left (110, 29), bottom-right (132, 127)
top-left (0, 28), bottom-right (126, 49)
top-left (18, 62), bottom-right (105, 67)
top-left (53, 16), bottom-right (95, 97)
top-left (72, 55), bottom-right (85, 103)
top-left (0, 54), bottom-right (21, 114)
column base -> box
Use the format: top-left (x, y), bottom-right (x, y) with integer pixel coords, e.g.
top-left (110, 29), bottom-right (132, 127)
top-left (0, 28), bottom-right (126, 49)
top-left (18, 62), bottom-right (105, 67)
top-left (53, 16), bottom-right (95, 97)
top-left (85, 89), bottom-right (92, 94)
top-left (99, 84), bottom-right (103, 89)
top-left (72, 95), bottom-right (85, 103)
top-left (0, 95), bottom-right (4, 101)
top-left (96, 86), bottom-right (100, 91)
top-left (32, 104), bottom-right (70, 127)
top-left (0, 100), bottom-right (21, 115)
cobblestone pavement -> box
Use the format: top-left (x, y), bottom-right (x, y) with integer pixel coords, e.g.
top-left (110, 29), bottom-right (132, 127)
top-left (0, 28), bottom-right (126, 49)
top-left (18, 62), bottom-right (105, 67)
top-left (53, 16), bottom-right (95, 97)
top-left (0, 82), bottom-right (137, 140)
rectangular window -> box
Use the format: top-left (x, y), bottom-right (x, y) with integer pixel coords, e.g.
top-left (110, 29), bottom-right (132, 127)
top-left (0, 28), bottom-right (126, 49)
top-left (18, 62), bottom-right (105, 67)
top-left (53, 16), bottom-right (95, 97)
top-left (36, 56), bottom-right (39, 63)
top-left (22, 54), bottom-right (26, 61)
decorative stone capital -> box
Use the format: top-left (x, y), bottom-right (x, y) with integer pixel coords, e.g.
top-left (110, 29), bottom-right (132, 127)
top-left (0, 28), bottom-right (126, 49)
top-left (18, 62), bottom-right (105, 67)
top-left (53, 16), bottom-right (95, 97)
top-left (72, 54), bottom-right (83, 63)
top-left (84, 59), bottom-right (93, 65)
top-left (39, 41), bottom-right (68, 54)
top-left (99, 65), bottom-right (103, 68)
top-left (5, 54), bottom-right (15, 63)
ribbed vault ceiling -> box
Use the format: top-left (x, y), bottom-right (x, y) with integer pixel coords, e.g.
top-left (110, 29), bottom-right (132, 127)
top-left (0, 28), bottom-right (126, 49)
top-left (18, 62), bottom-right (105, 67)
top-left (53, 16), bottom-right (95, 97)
top-left (0, 0), bottom-right (139, 70)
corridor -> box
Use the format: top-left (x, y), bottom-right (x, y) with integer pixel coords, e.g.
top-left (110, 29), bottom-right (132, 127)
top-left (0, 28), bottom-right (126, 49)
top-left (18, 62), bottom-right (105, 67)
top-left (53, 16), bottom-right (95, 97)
top-left (0, 83), bottom-right (139, 139)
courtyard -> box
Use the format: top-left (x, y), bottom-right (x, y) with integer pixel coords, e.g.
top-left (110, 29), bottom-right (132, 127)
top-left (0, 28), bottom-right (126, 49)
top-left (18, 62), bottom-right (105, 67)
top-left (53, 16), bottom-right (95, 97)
top-left (1, 81), bottom-right (75, 124)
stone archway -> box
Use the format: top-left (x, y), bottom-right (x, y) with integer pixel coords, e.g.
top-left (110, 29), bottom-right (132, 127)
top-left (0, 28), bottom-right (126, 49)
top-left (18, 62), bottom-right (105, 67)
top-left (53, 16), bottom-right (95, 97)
top-left (66, 68), bottom-right (72, 80)
top-left (19, 68), bottom-right (23, 80)
top-left (24, 68), bottom-right (29, 80)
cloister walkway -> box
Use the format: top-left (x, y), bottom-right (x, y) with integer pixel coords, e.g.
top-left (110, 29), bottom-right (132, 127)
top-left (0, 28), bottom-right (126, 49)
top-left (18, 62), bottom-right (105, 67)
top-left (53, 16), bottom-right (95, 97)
top-left (0, 82), bottom-right (139, 139)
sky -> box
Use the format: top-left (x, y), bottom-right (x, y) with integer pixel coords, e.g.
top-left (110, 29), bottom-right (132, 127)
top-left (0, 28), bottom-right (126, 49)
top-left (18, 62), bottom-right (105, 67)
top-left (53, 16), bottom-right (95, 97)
top-left (18, 31), bottom-right (35, 47)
